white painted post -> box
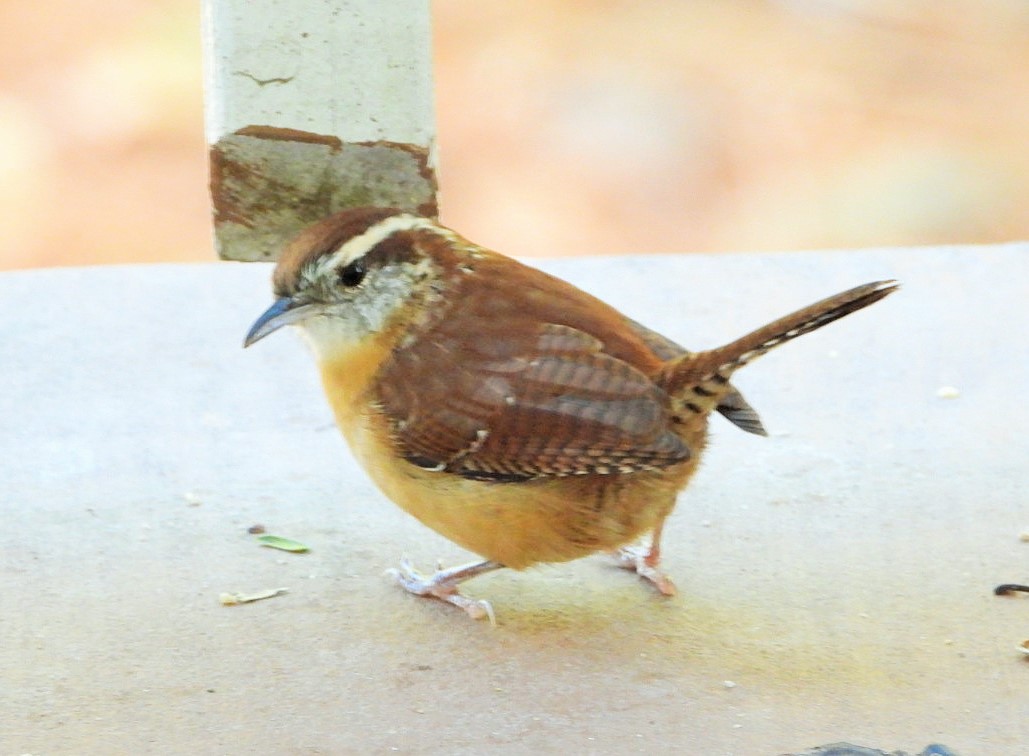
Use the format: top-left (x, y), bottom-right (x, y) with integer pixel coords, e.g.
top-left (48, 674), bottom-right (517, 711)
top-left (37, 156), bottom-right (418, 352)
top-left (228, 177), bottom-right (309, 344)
top-left (201, 0), bottom-right (437, 261)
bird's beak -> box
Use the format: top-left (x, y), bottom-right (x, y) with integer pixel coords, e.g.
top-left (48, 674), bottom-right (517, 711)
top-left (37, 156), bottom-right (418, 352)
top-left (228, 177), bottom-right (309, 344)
top-left (244, 297), bottom-right (321, 347)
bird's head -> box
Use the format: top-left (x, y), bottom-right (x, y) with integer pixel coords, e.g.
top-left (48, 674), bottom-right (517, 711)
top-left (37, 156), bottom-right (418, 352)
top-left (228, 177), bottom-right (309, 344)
top-left (244, 207), bottom-right (460, 358)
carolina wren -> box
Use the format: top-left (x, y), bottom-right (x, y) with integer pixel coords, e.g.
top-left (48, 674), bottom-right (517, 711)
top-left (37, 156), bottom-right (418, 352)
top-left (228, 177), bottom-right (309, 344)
top-left (245, 207), bottom-right (897, 622)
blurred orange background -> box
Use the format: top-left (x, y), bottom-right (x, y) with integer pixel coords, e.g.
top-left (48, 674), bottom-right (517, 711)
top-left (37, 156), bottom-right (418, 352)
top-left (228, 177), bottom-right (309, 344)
top-left (2, 1), bottom-right (1027, 270)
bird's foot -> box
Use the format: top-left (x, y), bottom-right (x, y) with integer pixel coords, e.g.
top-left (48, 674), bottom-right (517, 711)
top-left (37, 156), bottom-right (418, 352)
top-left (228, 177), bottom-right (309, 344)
top-left (387, 557), bottom-right (500, 625)
top-left (612, 545), bottom-right (677, 596)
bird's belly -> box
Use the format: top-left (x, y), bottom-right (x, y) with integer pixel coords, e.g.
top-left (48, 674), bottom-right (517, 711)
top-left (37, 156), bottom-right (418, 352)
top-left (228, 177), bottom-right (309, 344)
top-left (340, 407), bottom-right (690, 569)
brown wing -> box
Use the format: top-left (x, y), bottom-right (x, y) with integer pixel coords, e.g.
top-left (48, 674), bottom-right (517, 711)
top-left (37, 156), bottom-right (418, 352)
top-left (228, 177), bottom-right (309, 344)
top-left (621, 316), bottom-right (688, 361)
top-left (376, 318), bottom-right (690, 482)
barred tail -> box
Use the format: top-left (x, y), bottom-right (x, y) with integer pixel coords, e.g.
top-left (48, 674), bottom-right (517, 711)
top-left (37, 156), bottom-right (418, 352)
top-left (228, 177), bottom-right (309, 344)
top-left (662, 280), bottom-right (899, 408)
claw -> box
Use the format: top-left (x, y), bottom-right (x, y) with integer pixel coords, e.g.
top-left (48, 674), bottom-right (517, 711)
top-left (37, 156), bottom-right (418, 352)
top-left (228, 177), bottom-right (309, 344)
top-left (613, 545), bottom-right (677, 596)
top-left (387, 558), bottom-right (502, 625)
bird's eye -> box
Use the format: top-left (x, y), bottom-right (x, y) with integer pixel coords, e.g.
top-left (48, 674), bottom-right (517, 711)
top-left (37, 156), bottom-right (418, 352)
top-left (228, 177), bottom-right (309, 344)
top-left (339, 260), bottom-right (366, 287)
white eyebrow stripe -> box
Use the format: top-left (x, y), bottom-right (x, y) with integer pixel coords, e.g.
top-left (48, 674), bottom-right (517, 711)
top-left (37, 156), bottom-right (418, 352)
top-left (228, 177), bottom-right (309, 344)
top-left (326, 214), bottom-right (441, 270)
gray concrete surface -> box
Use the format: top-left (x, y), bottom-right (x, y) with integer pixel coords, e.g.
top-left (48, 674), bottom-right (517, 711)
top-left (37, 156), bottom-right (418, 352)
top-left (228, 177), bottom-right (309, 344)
top-left (1, 246), bottom-right (1026, 754)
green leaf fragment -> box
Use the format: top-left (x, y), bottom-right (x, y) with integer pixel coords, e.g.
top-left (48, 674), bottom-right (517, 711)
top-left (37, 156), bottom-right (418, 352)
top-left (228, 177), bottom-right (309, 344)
top-left (256, 534), bottom-right (310, 552)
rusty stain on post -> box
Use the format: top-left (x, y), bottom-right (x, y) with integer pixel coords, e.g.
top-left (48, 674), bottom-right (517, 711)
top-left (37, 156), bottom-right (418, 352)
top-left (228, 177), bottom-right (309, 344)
top-left (209, 125), bottom-right (438, 262)
top-left (203, 1), bottom-right (436, 261)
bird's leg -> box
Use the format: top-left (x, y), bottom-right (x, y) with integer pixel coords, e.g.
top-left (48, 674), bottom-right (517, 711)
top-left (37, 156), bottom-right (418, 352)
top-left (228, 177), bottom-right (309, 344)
top-left (388, 558), bottom-right (504, 624)
top-left (613, 519), bottom-right (677, 596)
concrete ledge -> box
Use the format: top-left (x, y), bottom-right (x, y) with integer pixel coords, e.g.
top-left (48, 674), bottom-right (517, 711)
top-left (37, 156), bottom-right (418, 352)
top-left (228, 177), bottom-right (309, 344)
top-left (2, 245), bottom-right (1026, 753)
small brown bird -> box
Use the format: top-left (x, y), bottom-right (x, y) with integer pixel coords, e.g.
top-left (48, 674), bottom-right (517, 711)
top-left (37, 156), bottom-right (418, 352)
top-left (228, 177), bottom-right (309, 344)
top-left (245, 207), bottom-right (897, 621)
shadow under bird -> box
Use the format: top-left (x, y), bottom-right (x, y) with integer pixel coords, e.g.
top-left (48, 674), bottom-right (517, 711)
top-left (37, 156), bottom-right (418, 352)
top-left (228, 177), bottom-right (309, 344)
top-left (245, 206), bottom-right (898, 622)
